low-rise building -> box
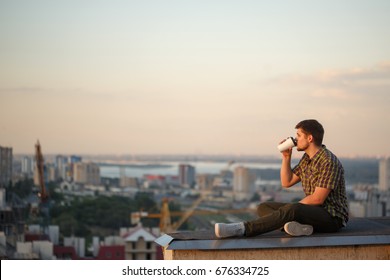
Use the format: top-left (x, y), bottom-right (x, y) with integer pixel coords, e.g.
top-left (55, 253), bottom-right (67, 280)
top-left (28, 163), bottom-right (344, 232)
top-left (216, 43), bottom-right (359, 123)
top-left (121, 225), bottom-right (161, 260)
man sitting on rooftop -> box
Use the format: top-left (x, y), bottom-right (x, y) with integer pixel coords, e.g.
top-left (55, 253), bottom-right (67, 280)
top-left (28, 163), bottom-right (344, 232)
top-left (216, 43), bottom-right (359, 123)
top-left (215, 119), bottom-right (349, 238)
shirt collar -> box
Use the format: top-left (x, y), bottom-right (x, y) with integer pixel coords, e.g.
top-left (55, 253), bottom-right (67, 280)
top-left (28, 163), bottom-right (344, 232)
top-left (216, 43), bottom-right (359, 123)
top-left (303, 145), bottom-right (326, 163)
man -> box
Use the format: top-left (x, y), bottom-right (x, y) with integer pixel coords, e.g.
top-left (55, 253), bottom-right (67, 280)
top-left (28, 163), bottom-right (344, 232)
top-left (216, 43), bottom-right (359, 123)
top-left (215, 119), bottom-right (348, 238)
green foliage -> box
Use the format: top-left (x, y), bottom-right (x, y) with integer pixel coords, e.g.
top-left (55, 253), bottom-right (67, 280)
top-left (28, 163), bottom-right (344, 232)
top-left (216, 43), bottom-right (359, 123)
top-left (8, 180), bottom-right (161, 239)
top-left (250, 192), bottom-right (261, 202)
top-left (52, 212), bottom-right (91, 237)
top-left (11, 177), bottom-right (34, 199)
top-left (50, 192), bottom-right (158, 238)
top-left (46, 182), bottom-right (64, 203)
top-left (134, 192), bottom-right (158, 213)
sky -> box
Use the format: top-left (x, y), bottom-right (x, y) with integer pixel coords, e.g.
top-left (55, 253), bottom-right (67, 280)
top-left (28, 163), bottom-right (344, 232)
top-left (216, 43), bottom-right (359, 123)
top-left (1, 0), bottom-right (390, 157)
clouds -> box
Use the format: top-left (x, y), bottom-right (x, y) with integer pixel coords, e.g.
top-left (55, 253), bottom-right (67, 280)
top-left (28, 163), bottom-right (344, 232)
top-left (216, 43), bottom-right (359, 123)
top-left (266, 61), bottom-right (390, 87)
top-left (1, 2), bottom-right (389, 156)
top-left (261, 61), bottom-right (390, 103)
top-left (256, 62), bottom-right (390, 156)
top-left (1, 61), bottom-right (389, 156)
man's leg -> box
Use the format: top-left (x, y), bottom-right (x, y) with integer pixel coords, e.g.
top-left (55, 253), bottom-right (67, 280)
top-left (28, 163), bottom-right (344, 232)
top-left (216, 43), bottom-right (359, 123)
top-left (215, 202), bottom-right (288, 238)
top-left (256, 202), bottom-right (288, 217)
top-left (215, 203), bottom-right (342, 238)
top-left (245, 203), bottom-right (296, 236)
top-left (245, 203), bottom-right (341, 237)
top-left (290, 204), bottom-right (342, 233)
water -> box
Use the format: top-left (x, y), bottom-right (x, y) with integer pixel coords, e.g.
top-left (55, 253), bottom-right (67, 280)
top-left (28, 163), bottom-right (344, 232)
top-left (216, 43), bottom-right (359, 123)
top-left (99, 161), bottom-right (281, 178)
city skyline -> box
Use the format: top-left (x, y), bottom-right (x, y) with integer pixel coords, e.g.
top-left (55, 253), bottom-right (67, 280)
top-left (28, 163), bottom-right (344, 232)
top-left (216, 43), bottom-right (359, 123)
top-left (1, 1), bottom-right (390, 157)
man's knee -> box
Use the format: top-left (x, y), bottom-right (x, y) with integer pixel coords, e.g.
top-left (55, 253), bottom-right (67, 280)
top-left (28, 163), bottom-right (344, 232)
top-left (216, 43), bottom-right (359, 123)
top-left (256, 202), bottom-right (275, 216)
top-left (256, 203), bottom-right (267, 216)
top-left (282, 203), bottom-right (305, 218)
top-left (257, 202), bottom-right (271, 210)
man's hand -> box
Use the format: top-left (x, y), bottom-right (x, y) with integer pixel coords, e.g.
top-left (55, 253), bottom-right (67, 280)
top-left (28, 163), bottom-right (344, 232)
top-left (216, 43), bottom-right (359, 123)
top-left (280, 139), bottom-right (300, 188)
top-left (279, 139), bottom-right (293, 158)
top-left (300, 187), bottom-right (331, 205)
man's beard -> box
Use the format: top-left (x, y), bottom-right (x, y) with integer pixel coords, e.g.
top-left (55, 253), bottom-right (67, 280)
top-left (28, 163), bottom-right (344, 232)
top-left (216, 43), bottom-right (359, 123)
top-left (296, 143), bottom-right (309, 152)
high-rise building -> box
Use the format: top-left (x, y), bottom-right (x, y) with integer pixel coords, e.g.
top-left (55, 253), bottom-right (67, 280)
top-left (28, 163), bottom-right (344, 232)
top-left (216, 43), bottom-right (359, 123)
top-left (21, 156), bottom-right (34, 176)
top-left (0, 188), bottom-right (6, 208)
top-left (47, 164), bottom-right (58, 182)
top-left (379, 157), bottom-right (390, 192)
top-left (233, 166), bottom-right (256, 201)
top-left (0, 146), bottom-right (12, 188)
top-left (34, 163), bottom-right (57, 184)
top-left (349, 185), bottom-right (386, 217)
top-left (70, 155), bottom-right (82, 164)
top-left (69, 155), bottom-right (82, 179)
top-left (178, 164), bottom-right (196, 188)
top-left (196, 174), bottom-right (217, 190)
top-left (73, 162), bottom-right (100, 185)
top-left (55, 155), bottom-right (69, 180)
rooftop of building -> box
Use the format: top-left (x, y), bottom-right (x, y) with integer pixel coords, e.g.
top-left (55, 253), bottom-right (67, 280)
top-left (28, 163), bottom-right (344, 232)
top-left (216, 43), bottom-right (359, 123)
top-left (156, 217), bottom-right (390, 259)
top-left (122, 225), bottom-right (159, 242)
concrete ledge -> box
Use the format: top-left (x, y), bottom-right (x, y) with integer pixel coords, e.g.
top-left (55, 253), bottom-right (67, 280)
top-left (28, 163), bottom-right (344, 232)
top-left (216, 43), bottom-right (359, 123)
top-left (162, 244), bottom-right (390, 260)
top-left (155, 217), bottom-right (390, 260)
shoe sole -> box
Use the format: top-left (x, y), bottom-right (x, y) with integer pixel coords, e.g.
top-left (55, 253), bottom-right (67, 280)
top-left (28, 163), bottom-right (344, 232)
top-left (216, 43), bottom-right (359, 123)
top-left (215, 223), bottom-right (221, 238)
top-left (284, 221), bottom-right (313, 236)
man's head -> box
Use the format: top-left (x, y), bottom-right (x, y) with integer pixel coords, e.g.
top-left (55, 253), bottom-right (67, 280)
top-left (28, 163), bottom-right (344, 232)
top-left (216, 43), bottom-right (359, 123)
top-left (295, 119), bottom-right (324, 148)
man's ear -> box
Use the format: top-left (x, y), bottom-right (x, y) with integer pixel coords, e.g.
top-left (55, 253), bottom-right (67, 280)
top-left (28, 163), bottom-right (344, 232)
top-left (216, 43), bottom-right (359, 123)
top-left (308, 135), bottom-right (313, 143)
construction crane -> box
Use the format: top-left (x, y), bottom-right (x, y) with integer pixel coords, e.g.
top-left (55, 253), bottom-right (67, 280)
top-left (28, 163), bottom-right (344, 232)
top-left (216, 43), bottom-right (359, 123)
top-left (35, 140), bottom-right (49, 202)
top-left (131, 160), bottom-right (250, 233)
top-left (131, 197), bottom-right (254, 233)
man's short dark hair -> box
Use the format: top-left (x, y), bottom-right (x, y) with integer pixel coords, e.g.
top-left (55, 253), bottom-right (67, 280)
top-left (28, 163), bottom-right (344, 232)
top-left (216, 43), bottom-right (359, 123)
top-left (295, 119), bottom-right (324, 146)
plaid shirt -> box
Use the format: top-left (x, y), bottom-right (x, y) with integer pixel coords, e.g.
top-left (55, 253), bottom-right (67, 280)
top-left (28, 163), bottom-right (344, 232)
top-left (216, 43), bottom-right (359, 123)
top-left (292, 146), bottom-right (349, 226)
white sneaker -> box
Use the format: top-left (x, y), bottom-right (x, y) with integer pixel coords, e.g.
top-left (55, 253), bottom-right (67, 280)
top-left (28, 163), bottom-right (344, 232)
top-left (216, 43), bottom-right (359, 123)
top-left (215, 222), bottom-right (245, 238)
top-left (284, 221), bottom-right (313, 236)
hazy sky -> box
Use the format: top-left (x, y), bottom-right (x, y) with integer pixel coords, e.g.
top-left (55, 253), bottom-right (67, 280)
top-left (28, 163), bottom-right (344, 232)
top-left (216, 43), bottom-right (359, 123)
top-left (1, 0), bottom-right (389, 157)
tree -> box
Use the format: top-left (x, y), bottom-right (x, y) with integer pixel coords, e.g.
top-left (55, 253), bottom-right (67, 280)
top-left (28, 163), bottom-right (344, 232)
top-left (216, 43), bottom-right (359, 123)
top-left (250, 192), bottom-right (261, 202)
top-left (11, 177), bottom-right (34, 199)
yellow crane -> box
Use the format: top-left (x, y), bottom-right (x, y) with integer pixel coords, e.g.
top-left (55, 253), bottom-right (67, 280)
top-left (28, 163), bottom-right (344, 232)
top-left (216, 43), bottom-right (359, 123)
top-left (131, 197), bottom-right (254, 233)
top-left (131, 160), bottom-right (252, 233)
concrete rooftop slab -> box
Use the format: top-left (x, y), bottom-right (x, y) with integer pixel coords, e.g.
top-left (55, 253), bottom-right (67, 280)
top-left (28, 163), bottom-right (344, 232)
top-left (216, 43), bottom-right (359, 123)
top-left (155, 217), bottom-right (390, 251)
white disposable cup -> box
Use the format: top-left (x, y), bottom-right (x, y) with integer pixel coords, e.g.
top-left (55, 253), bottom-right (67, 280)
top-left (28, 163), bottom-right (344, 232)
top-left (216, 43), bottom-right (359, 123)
top-left (277, 137), bottom-right (297, 152)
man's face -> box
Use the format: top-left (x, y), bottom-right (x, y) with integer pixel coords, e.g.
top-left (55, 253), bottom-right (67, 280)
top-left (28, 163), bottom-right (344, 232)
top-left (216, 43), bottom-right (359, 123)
top-left (296, 128), bottom-right (310, 151)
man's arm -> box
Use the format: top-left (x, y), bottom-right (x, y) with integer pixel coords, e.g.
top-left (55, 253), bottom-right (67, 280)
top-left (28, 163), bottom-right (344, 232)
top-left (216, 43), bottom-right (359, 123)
top-left (300, 187), bottom-right (331, 205)
top-left (301, 160), bottom-right (339, 205)
top-left (280, 151), bottom-right (300, 188)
